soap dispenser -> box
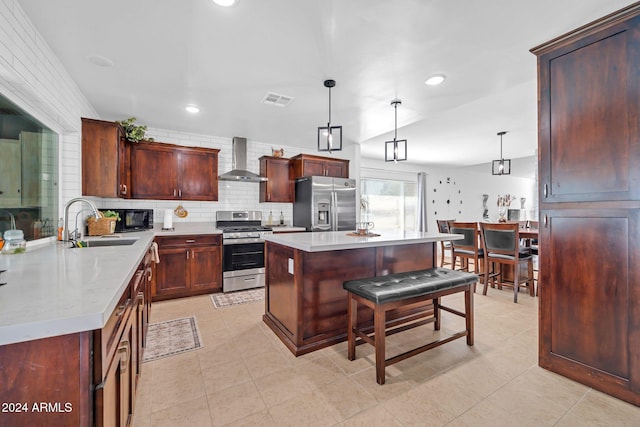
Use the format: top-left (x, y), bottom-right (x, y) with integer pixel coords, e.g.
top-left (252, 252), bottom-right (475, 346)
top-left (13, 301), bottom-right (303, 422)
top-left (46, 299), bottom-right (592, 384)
top-left (279, 211), bottom-right (284, 225)
top-left (267, 210), bottom-right (273, 226)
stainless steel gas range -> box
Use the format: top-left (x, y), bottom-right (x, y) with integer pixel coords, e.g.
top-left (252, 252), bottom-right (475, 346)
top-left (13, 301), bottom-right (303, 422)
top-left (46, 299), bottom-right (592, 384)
top-left (216, 211), bottom-right (272, 293)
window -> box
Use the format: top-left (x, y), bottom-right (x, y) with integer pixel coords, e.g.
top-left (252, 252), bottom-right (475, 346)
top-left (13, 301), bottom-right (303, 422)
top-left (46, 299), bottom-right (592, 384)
top-left (0, 93), bottom-right (59, 241)
top-left (361, 178), bottom-right (417, 231)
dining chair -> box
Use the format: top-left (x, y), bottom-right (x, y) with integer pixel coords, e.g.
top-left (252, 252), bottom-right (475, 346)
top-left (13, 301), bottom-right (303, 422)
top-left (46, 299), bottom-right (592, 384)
top-left (436, 219), bottom-right (455, 268)
top-left (479, 222), bottom-right (534, 303)
top-left (448, 221), bottom-right (485, 292)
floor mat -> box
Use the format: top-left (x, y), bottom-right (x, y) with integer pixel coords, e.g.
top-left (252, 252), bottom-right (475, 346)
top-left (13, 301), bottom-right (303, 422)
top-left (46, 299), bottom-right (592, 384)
top-left (210, 287), bottom-right (265, 308)
top-left (143, 316), bottom-right (202, 362)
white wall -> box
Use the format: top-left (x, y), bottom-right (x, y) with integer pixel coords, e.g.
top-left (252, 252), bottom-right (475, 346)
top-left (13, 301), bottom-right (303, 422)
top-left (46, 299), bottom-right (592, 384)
top-left (360, 157), bottom-right (537, 232)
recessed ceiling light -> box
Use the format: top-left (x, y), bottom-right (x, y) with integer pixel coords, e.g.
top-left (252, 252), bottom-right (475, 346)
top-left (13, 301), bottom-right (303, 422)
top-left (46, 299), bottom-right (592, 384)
top-left (86, 54), bottom-right (114, 68)
top-left (185, 105), bottom-right (200, 113)
top-left (212, 0), bottom-right (238, 6)
top-left (425, 74), bottom-right (446, 86)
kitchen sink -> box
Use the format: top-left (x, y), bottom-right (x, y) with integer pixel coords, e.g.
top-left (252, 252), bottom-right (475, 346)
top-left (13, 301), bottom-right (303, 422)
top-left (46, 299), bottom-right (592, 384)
top-left (70, 238), bottom-right (139, 248)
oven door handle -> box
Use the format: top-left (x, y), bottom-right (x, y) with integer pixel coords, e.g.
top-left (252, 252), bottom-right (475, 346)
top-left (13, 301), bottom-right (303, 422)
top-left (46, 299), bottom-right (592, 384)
top-left (231, 251), bottom-right (263, 256)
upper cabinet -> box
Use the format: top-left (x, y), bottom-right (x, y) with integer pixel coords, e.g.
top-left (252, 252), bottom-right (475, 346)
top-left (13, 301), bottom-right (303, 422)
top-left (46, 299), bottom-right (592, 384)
top-left (259, 156), bottom-right (293, 203)
top-left (290, 154), bottom-right (349, 179)
top-left (534, 13), bottom-right (640, 204)
top-left (130, 141), bottom-right (219, 201)
top-left (82, 118), bottom-right (131, 198)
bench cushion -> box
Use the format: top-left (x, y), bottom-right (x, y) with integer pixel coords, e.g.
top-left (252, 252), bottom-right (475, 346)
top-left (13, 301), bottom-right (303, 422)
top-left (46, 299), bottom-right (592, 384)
top-left (343, 267), bottom-right (478, 304)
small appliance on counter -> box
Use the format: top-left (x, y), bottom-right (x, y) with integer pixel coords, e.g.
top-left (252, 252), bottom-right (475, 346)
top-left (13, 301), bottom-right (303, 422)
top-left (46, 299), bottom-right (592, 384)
top-left (103, 208), bottom-right (154, 233)
top-left (216, 210), bottom-right (272, 293)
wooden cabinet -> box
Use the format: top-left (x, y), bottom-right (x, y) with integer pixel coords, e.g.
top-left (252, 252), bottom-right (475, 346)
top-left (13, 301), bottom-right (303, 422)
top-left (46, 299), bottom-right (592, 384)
top-left (260, 156), bottom-right (294, 202)
top-left (531, 4), bottom-right (640, 406)
top-left (82, 117), bottom-right (131, 198)
top-left (131, 141), bottom-right (219, 201)
top-left (154, 234), bottom-right (222, 301)
top-left (290, 154), bottom-right (349, 179)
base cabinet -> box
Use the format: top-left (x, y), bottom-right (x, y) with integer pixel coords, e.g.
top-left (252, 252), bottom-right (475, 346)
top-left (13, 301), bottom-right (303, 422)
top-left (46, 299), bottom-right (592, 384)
top-left (153, 234), bottom-right (222, 301)
top-left (0, 246), bottom-right (152, 426)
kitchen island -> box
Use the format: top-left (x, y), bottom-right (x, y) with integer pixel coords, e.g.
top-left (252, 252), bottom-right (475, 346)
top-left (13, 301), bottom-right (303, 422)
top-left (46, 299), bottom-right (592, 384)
top-left (262, 230), bottom-right (461, 355)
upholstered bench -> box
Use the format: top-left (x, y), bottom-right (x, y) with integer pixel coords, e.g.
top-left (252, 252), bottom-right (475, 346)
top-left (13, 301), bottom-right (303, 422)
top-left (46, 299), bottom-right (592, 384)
top-left (343, 267), bottom-right (477, 384)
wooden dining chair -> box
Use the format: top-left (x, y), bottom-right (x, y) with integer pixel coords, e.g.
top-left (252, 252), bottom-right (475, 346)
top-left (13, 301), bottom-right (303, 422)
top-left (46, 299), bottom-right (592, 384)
top-left (448, 221), bottom-right (485, 292)
top-left (436, 219), bottom-right (455, 268)
top-left (479, 222), bottom-right (534, 303)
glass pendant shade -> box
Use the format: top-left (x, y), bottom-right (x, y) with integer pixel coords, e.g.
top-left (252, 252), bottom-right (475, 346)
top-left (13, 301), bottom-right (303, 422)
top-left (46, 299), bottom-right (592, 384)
top-left (318, 79), bottom-right (342, 153)
top-left (492, 131), bottom-right (511, 175)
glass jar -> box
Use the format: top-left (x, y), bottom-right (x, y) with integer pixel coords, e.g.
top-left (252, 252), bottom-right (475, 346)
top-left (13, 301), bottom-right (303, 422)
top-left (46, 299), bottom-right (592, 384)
top-left (2, 229), bottom-right (26, 254)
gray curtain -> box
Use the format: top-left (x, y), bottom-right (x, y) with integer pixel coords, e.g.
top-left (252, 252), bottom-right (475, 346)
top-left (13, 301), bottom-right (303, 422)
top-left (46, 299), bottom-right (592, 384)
top-left (416, 172), bottom-right (428, 232)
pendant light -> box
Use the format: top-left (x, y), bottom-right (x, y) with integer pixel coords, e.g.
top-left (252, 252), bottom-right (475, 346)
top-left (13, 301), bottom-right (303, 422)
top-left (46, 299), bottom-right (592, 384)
top-left (385, 100), bottom-right (407, 162)
top-left (317, 79), bottom-right (342, 153)
top-left (492, 131), bottom-right (511, 175)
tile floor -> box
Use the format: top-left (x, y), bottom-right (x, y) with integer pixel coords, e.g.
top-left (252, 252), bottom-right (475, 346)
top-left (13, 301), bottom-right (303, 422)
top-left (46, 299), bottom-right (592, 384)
top-left (132, 286), bottom-right (640, 426)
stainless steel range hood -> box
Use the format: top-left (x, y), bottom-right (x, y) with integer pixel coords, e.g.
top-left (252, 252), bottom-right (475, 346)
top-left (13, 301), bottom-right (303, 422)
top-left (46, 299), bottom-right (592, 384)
top-left (218, 137), bottom-right (268, 182)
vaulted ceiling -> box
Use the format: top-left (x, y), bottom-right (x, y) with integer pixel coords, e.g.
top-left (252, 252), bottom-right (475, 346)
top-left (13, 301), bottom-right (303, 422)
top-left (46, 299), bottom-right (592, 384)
top-left (18, 0), bottom-right (633, 178)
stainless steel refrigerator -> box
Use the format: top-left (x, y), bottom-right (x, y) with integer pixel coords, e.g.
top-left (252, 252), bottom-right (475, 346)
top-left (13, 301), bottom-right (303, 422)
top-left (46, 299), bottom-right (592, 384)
top-left (293, 176), bottom-right (356, 231)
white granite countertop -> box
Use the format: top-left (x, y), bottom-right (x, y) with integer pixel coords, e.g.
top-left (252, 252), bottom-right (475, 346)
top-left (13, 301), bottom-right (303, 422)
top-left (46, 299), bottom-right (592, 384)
top-left (0, 222), bottom-right (221, 346)
top-left (263, 230), bottom-right (462, 252)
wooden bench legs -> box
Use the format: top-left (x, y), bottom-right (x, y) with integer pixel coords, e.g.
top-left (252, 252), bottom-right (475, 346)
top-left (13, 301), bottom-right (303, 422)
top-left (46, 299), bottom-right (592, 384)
top-left (347, 285), bottom-right (474, 385)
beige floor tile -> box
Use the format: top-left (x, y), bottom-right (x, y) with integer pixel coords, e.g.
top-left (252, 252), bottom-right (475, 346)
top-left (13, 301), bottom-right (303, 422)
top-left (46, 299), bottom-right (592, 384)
top-left (338, 405), bottom-right (403, 427)
top-left (313, 377), bottom-right (376, 420)
top-left (207, 381), bottom-right (267, 426)
top-left (254, 367), bottom-right (313, 407)
top-left (350, 367), bottom-right (413, 403)
top-left (149, 396), bottom-right (213, 427)
top-left (150, 367), bottom-right (206, 414)
top-left (225, 409), bottom-right (277, 427)
top-left (268, 389), bottom-right (342, 426)
top-left (557, 388), bottom-right (640, 426)
top-left (242, 348), bottom-right (291, 380)
top-left (201, 358), bottom-right (253, 394)
top-left (292, 355), bottom-right (348, 389)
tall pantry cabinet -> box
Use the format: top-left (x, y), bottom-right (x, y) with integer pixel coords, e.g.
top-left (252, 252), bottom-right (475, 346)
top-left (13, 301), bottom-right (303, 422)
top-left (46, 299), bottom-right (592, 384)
top-left (531, 3), bottom-right (640, 406)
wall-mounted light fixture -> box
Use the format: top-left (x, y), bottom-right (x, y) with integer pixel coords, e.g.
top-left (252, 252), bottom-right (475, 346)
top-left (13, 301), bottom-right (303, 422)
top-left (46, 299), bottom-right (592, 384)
top-left (385, 100), bottom-right (407, 162)
top-left (317, 79), bottom-right (342, 153)
top-left (492, 131), bottom-right (511, 175)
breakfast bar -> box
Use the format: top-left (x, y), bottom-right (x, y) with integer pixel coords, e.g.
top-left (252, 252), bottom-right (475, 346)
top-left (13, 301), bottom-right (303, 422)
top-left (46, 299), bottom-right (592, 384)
top-left (261, 230), bottom-right (461, 355)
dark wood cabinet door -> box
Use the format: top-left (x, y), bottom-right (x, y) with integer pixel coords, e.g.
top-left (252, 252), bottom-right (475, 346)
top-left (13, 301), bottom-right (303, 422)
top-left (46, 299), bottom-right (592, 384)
top-left (324, 159), bottom-right (348, 178)
top-left (537, 16), bottom-right (640, 203)
top-left (301, 158), bottom-right (325, 176)
top-left (190, 245), bottom-right (222, 291)
top-left (131, 143), bottom-right (178, 199)
top-left (260, 156), bottom-right (293, 202)
top-left (178, 149), bottom-right (218, 201)
top-left (82, 118), bottom-right (130, 198)
top-left (538, 208), bottom-right (640, 401)
top-left (155, 248), bottom-right (189, 295)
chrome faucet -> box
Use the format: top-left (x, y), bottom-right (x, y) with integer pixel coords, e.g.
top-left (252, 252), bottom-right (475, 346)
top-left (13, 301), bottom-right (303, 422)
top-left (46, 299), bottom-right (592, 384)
top-left (63, 198), bottom-right (100, 241)
top-left (0, 210), bottom-right (16, 230)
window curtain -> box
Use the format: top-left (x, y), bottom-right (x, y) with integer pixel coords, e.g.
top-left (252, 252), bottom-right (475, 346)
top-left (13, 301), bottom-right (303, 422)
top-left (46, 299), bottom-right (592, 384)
top-left (416, 172), bottom-right (428, 232)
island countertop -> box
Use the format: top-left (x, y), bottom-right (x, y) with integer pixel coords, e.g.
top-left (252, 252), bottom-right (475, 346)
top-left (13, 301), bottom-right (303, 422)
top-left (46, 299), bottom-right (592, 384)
top-left (262, 229), bottom-right (461, 252)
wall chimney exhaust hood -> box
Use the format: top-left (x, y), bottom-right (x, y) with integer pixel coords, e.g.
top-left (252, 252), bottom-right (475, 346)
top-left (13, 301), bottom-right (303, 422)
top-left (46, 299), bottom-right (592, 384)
top-left (218, 137), bottom-right (268, 182)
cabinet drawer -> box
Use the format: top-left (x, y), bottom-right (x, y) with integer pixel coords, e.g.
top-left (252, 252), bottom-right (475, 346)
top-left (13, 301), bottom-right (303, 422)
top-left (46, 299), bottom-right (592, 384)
top-left (156, 234), bottom-right (221, 248)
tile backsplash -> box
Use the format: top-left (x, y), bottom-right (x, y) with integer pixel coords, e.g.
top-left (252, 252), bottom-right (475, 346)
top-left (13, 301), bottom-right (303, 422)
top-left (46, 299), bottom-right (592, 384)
top-left (98, 127), bottom-right (324, 226)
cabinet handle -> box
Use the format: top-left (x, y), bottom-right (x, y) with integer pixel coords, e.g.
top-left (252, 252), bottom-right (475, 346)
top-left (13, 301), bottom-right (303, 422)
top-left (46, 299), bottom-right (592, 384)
top-left (147, 267), bottom-right (152, 282)
top-left (173, 189), bottom-right (177, 197)
top-left (186, 250), bottom-right (189, 259)
top-left (179, 189), bottom-right (182, 197)
top-left (192, 250), bottom-right (195, 258)
top-left (118, 340), bottom-right (130, 372)
top-left (544, 214), bottom-right (549, 227)
top-left (185, 239), bottom-right (196, 243)
top-left (543, 184), bottom-right (548, 198)
top-left (121, 184), bottom-right (127, 195)
top-left (137, 291), bottom-right (144, 303)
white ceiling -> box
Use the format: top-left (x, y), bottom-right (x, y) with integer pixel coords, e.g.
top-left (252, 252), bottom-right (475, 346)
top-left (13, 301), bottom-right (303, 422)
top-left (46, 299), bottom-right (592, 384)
top-left (18, 0), bottom-right (634, 179)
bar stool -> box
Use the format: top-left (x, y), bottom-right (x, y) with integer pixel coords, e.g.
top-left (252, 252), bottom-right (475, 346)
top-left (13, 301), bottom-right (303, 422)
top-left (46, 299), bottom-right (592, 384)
top-left (436, 219), bottom-right (455, 268)
top-left (448, 221), bottom-right (485, 292)
top-left (479, 222), bottom-right (534, 303)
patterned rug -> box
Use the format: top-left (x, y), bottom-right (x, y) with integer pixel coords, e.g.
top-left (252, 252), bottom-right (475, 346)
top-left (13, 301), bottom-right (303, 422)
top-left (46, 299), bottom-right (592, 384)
top-left (210, 287), bottom-right (265, 308)
top-left (143, 316), bottom-right (202, 363)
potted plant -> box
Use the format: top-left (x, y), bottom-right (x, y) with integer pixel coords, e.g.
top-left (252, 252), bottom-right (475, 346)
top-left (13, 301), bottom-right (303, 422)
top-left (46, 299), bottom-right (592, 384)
top-left (117, 117), bottom-right (154, 143)
top-left (87, 210), bottom-right (121, 235)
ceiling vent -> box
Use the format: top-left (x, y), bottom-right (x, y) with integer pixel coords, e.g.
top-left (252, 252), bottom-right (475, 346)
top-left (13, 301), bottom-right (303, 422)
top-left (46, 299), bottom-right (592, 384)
top-left (261, 92), bottom-right (294, 107)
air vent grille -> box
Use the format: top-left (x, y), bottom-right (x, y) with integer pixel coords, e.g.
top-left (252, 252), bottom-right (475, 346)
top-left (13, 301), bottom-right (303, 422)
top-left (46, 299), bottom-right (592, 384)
top-left (261, 92), bottom-right (294, 107)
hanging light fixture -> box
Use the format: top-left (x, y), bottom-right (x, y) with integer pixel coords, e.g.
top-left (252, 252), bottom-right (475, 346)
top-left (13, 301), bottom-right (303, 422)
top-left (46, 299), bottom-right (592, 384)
top-left (317, 79), bottom-right (342, 153)
top-left (492, 131), bottom-right (511, 175)
top-left (385, 99), bottom-right (407, 162)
